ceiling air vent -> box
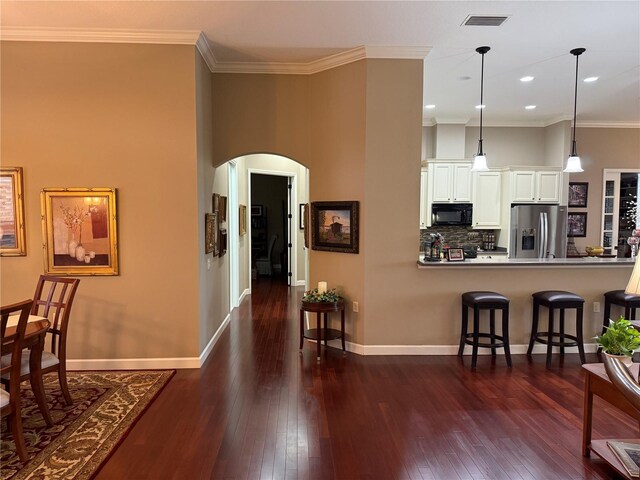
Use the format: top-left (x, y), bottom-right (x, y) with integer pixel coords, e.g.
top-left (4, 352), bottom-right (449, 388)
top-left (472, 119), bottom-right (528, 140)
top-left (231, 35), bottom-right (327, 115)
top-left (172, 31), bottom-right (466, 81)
top-left (463, 15), bottom-right (509, 27)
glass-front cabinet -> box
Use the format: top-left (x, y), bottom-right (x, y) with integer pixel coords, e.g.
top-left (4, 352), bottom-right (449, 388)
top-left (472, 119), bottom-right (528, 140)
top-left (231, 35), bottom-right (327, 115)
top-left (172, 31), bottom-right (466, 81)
top-left (602, 170), bottom-right (639, 256)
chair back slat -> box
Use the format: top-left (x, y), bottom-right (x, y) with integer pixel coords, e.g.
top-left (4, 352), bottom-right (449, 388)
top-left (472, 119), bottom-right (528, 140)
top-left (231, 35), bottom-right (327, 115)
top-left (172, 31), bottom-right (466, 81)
top-left (0, 300), bottom-right (33, 378)
top-left (30, 275), bottom-right (80, 357)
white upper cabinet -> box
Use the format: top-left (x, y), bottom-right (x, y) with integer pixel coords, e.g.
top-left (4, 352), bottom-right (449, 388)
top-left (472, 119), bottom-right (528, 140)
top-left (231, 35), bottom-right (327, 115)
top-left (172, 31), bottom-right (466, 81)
top-left (419, 168), bottom-right (428, 228)
top-left (429, 162), bottom-right (472, 203)
top-left (510, 170), bottom-right (560, 203)
top-left (472, 171), bottom-right (502, 228)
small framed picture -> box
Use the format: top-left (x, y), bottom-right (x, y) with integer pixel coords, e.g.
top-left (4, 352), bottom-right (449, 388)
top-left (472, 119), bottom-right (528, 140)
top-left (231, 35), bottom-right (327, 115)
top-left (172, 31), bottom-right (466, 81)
top-left (205, 213), bottom-right (216, 254)
top-left (212, 193), bottom-right (220, 213)
top-left (0, 167), bottom-right (27, 256)
top-left (219, 196), bottom-right (227, 223)
top-left (239, 205), bottom-right (247, 236)
top-left (568, 212), bottom-right (587, 237)
top-left (446, 248), bottom-right (465, 262)
top-left (251, 204), bottom-right (263, 217)
top-left (568, 182), bottom-right (588, 208)
top-left (310, 201), bottom-right (359, 254)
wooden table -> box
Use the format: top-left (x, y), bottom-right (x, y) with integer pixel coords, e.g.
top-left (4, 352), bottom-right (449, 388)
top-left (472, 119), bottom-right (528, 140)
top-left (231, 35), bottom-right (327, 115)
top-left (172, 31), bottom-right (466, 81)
top-left (582, 363), bottom-right (640, 479)
top-left (3, 316), bottom-right (53, 426)
top-left (300, 299), bottom-right (345, 360)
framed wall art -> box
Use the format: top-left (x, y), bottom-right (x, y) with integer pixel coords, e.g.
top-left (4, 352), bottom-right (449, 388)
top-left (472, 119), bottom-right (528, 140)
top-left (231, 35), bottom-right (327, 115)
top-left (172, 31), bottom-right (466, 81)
top-left (205, 213), bottom-right (216, 254)
top-left (239, 205), bottom-right (247, 236)
top-left (568, 212), bottom-right (587, 237)
top-left (568, 182), bottom-right (588, 208)
top-left (40, 188), bottom-right (119, 275)
top-left (251, 204), bottom-right (263, 217)
top-left (219, 228), bottom-right (227, 256)
top-left (0, 167), bottom-right (27, 256)
top-left (212, 193), bottom-right (220, 214)
top-left (219, 196), bottom-right (227, 223)
top-left (310, 201), bottom-right (359, 254)
top-left (303, 203), bottom-right (309, 248)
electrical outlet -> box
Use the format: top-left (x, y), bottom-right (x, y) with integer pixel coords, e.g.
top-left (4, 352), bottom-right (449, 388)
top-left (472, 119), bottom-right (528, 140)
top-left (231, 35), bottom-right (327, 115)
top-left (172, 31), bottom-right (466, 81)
top-left (353, 301), bottom-right (359, 313)
top-left (593, 301), bottom-right (600, 313)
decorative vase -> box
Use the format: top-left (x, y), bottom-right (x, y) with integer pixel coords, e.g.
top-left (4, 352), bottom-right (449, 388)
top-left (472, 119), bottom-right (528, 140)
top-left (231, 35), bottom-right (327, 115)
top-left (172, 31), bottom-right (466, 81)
top-left (605, 352), bottom-right (633, 368)
top-left (68, 234), bottom-right (78, 258)
top-left (75, 244), bottom-right (86, 262)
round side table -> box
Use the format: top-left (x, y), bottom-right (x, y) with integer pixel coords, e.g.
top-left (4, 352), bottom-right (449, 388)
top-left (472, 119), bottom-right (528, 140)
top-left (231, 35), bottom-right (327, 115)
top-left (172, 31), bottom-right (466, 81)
top-left (300, 299), bottom-right (346, 360)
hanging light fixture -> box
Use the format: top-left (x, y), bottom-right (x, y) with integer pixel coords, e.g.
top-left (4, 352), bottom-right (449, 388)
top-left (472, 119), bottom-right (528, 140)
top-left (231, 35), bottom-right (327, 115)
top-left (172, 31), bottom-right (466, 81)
top-left (564, 48), bottom-right (586, 173)
top-left (471, 46), bottom-right (490, 172)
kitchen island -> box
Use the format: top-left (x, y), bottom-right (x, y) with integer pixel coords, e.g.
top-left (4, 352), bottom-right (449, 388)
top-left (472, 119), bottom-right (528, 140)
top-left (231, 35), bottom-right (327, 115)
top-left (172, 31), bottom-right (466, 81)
top-left (417, 256), bottom-right (636, 268)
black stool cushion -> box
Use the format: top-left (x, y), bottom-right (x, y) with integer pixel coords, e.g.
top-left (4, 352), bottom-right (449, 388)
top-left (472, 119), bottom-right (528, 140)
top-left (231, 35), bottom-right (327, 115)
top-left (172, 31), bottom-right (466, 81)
top-left (462, 291), bottom-right (509, 306)
top-left (604, 290), bottom-right (640, 306)
top-left (532, 290), bottom-right (584, 304)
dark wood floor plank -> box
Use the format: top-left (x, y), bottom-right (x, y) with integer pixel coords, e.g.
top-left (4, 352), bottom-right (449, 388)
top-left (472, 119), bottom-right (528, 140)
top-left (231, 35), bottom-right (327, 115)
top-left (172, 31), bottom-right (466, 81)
top-left (94, 279), bottom-right (636, 479)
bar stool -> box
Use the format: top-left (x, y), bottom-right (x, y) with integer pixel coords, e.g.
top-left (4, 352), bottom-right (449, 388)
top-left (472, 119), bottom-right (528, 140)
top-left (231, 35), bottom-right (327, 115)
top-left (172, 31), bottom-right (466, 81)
top-left (527, 290), bottom-right (585, 367)
top-left (458, 291), bottom-right (511, 369)
top-left (602, 290), bottom-right (640, 330)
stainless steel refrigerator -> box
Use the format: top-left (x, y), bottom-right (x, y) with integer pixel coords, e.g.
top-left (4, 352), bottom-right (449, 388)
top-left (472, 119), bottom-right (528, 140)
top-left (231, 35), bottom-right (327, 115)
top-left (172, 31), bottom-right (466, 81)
top-left (509, 205), bottom-right (568, 258)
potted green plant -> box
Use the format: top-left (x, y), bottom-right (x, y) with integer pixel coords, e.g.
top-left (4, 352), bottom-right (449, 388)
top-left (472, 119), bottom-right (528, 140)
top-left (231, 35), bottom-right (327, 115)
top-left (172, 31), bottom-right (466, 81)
top-left (595, 316), bottom-right (640, 366)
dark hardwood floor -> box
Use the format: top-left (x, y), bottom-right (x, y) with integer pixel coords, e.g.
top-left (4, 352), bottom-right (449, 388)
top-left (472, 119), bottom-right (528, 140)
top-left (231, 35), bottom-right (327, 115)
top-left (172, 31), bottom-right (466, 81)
top-left (95, 280), bottom-right (633, 479)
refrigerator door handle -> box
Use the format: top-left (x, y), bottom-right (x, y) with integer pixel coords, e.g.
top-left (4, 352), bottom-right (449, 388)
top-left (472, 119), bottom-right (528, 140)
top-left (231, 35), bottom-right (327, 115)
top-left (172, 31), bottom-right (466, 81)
top-left (537, 213), bottom-right (544, 258)
top-left (542, 212), bottom-right (549, 258)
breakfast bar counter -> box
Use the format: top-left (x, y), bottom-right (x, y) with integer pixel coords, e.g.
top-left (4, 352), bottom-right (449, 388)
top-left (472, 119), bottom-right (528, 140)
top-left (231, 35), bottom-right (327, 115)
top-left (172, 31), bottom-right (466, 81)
top-left (417, 256), bottom-right (636, 268)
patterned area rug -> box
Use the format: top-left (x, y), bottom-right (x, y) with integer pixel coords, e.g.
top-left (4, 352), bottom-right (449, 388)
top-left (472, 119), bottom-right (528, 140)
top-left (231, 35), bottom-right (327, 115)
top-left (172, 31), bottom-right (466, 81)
top-left (1, 370), bottom-right (174, 480)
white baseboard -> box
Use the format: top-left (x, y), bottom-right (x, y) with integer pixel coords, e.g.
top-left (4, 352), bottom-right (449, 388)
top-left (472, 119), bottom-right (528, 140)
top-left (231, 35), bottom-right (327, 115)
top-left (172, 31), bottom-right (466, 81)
top-left (199, 313), bottom-right (231, 366)
top-left (295, 280), bottom-right (306, 287)
top-left (314, 341), bottom-right (598, 356)
top-left (67, 313), bottom-right (232, 371)
top-left (239, 288), bottom-right (250, 305)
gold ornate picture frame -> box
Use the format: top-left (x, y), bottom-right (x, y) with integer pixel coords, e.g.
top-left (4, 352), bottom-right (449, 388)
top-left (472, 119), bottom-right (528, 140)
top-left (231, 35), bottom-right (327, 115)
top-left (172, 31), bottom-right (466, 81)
top-left (41, 188), bottom-right (119, 275)
top-left (239, 205), bottom-right (247, 236)
top-left (0, 167), bottom-right (27, 256)
top-left (205, 213), bottom-right (216, 254)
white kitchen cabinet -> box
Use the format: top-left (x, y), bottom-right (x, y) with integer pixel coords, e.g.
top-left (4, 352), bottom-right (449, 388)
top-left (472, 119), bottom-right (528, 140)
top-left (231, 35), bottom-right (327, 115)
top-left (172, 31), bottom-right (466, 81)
top-left (429, 162), bottom-right (472, 203)
top-left (419, 168), bottom-right (428, 228)
top-left (510, 170), bottom-right (560, 203)
top-left (472, 171), bottom-right (502, 228)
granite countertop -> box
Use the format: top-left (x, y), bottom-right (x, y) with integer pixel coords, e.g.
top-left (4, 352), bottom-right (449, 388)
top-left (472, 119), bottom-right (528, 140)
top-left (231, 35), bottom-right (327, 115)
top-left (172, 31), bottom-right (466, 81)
top-left (417, 256), bottom-right (636, 268)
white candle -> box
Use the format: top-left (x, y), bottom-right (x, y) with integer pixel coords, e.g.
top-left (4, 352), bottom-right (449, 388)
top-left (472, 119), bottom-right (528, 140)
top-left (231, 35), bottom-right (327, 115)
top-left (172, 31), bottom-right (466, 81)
top-left (318, 281), bottom-right (327, 294)
top-left (89, 251), bottom-right (96, 259)
top-left (84, 255), bottom-right (91, 264)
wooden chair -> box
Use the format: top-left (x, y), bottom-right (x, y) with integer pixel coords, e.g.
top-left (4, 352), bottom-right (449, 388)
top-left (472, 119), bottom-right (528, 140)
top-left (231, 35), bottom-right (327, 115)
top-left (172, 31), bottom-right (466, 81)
top-left (28, 276), bottom-right (80, 405)
top-left (1, 299), bottom-right (33, 462)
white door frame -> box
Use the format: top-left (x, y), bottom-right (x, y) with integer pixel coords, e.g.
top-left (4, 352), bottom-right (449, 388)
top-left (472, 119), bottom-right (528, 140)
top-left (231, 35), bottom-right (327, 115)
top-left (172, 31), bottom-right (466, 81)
top-left (248, 168), bottom-right (297, 291)
top-left (228, 160), bottom-right (240, 308)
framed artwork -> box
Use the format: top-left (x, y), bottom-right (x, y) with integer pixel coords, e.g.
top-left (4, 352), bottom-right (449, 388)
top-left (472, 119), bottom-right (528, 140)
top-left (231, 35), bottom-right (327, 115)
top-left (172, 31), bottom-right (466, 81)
top-left (239, 205), bottom-right (247, 236)
top-left (310, 201), bottom-right (359, 254)
top-left (40, 188), bottom-right (118, 275)
top-left (299, 203), bottom-right (306, 230)
top-left (446, 248), bottom-right (465, 262)
top-left (0, 167), bottom-right (27, 256)
top-left (205, 213), bottom-right (216, 254)
top-left (251, 204), bottom-right (263, 217)
top-left (568, 212), bottom-right (587, 237)
top-left (568, 182), bottom-right (589, 208)
top-left (303, 203), bottom-right (309, 248)
top-left (212, 193), bottom-right (220, 214)
top-left (219, 228), bottom-right (227, 256)
top-left (219, 196), bottom-right (227, 223)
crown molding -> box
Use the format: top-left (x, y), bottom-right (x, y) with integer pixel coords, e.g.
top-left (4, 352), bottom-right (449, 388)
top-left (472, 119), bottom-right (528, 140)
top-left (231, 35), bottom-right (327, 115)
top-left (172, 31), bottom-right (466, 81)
top-left (578, 121), bottom-right (640, 128)
top-left (212, 45), bottom-right (431, 75)
top-left (195, 32), bottom-right (217, 72)
top-left (0, 26), bottom-right (201, 45)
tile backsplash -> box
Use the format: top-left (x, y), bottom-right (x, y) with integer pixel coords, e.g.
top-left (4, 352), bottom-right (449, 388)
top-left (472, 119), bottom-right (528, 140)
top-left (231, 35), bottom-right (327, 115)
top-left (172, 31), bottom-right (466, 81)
top-left (420, 226), bottom-right (494, 250)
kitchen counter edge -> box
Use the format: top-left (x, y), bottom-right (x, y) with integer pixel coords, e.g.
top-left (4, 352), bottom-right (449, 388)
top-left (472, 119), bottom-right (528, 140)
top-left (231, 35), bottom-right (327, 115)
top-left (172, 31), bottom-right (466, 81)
top-left (417, 257), bottom-right (636, 268)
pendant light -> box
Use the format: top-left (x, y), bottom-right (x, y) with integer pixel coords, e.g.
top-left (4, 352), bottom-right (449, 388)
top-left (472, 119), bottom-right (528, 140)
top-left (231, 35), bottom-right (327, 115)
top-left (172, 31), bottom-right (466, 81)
top-left (471, 46), bottom-right (490, 172)
top-left (564, 48), bottom-right (586, 173)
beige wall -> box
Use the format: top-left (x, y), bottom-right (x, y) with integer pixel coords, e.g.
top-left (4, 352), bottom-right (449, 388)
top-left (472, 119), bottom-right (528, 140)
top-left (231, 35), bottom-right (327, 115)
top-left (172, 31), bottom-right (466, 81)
top-left (1, 41), bottom-right (202, 359)
top-left (464, 126), bottom-right (546, 166)
top-left (567, 127), bottom-right (640, 252)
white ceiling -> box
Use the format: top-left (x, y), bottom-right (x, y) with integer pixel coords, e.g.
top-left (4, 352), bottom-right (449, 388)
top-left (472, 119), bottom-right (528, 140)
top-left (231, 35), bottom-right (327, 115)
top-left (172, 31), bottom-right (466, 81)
top-left (2, 1), bottom-right (639, 126)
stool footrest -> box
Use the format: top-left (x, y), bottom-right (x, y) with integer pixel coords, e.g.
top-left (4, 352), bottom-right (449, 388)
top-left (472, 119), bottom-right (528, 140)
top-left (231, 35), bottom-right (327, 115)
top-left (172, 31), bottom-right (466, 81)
top-left (532, 332), bottom-right (579, 347)
top-left (464, 333), bottom-right (506, 349)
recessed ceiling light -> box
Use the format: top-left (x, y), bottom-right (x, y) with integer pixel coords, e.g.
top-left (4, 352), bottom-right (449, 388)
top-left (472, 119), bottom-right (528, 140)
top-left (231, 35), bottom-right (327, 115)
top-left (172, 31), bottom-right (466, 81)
top-left (584, 76), bottom-right (599, 83)
top-left (525, 105), bottom-right (537, 110)
top-left (475, 104), bottom-right (486, 109)
top-left (520, 76), bottom-right (535, 82)
top-left (424, 104), bottom-right (436, 109)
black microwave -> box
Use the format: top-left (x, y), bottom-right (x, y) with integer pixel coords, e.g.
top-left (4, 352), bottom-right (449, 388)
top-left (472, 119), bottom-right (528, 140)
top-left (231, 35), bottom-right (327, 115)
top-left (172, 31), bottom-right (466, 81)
top-left (431, 203), bottom-right (473, 226)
